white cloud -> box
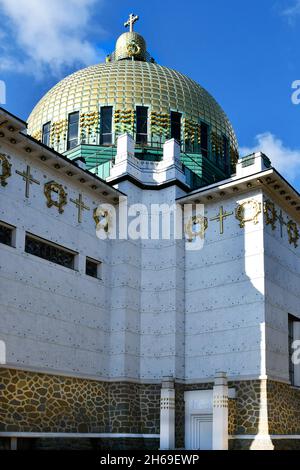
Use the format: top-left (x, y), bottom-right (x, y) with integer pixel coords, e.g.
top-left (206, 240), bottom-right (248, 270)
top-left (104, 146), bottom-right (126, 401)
top-left (0, 0), bottom-right (105, 78)
top-left (240, 132), bottom-right (300, 183)
top-left (282, 0), bottom-right (300, 22)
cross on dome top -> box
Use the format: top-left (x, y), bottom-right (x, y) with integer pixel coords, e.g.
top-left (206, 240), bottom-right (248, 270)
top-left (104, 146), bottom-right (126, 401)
top-left (124, 13), bottom-right (139, 32)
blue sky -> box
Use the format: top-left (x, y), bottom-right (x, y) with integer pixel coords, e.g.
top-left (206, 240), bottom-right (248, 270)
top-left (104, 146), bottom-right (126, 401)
top-left (0, 0), bottom-right (300, 189)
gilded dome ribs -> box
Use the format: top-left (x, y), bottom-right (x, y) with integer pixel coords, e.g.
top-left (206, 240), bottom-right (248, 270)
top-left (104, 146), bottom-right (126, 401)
top-left (27, 25), bottom-right (239, 181)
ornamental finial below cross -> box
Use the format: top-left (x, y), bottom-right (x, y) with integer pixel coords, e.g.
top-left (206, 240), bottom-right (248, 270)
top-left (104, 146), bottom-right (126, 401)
top-left (124, 13), bottom-right (139, 32)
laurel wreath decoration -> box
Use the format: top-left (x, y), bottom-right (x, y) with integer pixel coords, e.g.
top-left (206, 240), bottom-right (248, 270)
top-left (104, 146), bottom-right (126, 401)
top-left (127, 41), bottom-right (141, 57)
top-left (44, 181), bottom-right (68, 214)
top-left (264, 200), bottom-right (277, 231)
top-left (235, 199), bottom-right (262, 228)
top-left (185, 215), bottom-right (208, 242)
top-left (0, 153), bottom-right (12, 187)
top-left (287, 220), bottom-right (299, 248)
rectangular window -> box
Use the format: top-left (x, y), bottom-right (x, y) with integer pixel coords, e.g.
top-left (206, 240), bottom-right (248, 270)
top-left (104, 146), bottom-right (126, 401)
top-left (170, 111), bottom-right (182, 143)
top-left (86, 257), bottom-right (102, 279)
top-left (200, 122), bottom-right (209, 158)
top-left (100, 106), bottom-right (113, 145)
top-left (67, 112), bottom-right (79, 150)
top-left (0, 221), bottom-right (14, 247)
top-left (25, 234), bottom-right (75, 269)
top-left (42, 122), bottom-right (51, 147)
top-left (136, 106), bottom-right (148, 145)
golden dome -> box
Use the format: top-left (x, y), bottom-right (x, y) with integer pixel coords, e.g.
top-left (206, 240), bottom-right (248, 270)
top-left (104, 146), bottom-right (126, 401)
top-left (28, 15), bottom-right (238, 169)
top-left (28, 60), bottom-right (237, 150)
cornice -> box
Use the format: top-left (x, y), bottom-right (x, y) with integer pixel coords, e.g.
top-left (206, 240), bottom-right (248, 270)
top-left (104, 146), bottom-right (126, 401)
top-left (0, 107), bottom-right (125, 204)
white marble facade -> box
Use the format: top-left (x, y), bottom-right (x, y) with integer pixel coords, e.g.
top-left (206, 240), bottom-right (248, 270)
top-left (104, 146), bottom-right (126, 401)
top-left (0, 110), bottom-right (300, 388)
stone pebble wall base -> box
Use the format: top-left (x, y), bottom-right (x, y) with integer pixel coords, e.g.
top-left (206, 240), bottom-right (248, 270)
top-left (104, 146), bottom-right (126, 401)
top-left (2, 368), bottom-right (300, 450)
top-left (0, 368), bottom-right (160, 435)
top-left (267, 381), bottom-right (300, 435)
top-left (232, 380), bottom-right (261, 435)
top-left (1, 370), bottom-right (261, 444)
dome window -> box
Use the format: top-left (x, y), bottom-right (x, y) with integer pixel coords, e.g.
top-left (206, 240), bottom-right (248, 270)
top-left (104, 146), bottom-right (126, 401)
top-left (67, 112), bottom-right (79, 150)
top-left (136, 106), bottom-right (148, 145)
top-left (100, 106), bottom-right (113, 145)
top-left (170, 111), bottom-right (182, 144)
top-left (42, 121), bottom-right (51, 147)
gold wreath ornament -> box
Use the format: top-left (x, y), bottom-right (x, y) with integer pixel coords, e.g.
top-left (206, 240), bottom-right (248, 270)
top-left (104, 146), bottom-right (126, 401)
top-left (287, 220), bottom-right (299, 248)
top-left (127, 41), bottom-right (141, 57)
top-left (0, 153), bottom-right (12, 187)
top-left (264, 200), bottom-right (277, 230)
top-left (44, 181), bottom-right (68, 214)
top-left (235, 199), bottom-right (262, 228)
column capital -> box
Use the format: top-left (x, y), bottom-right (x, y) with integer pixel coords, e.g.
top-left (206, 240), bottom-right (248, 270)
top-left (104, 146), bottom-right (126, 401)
top-left (214, 371), bottom-right (228, 387)
top-left (162, 376), bottom-right (175, 389)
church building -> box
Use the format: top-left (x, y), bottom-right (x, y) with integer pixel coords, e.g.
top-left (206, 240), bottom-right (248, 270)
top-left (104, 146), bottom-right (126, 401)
top-left (0, 15), bottom-right (300, 451)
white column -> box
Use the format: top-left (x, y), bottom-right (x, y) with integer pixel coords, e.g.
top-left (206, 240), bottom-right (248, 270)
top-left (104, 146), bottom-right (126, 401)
top-left (116, 133), bottom-right (135, 162)
top-left (160, 376), bottom-right (175, 450)
top-left (213, 371), bottom-right (228, 450)
top-left (163, 138), bottom-right (181, 164)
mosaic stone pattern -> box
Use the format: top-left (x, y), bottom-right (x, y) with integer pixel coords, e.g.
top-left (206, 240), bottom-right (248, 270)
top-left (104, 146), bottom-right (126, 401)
top-left (232, 380), bottom-right (261, 434)
top-left (267, 380), bottom-right (300, 434)
top-left (228, 398), bottom-right (237, 435)
top-left (108, 382), bottom-right (160, 434)
top-left (2, 369), bottom-right (300, 449)
top-left (0, 369), bottom-right (160, 434)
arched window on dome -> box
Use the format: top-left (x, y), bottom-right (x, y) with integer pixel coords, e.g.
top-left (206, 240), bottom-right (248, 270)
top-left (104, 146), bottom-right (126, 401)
top-left (67, 112), bottom-right (79, 150)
